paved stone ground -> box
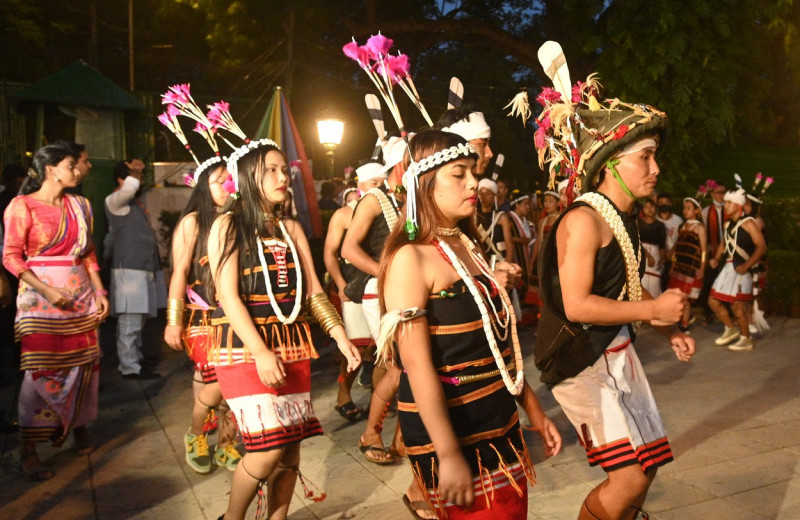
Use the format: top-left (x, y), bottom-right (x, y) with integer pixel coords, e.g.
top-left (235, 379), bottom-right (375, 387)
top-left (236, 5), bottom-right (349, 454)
top-left (1, 311), bottom-right (799, 519)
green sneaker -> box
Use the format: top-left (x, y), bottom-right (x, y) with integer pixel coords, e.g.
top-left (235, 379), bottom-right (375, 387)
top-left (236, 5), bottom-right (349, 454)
top-left (214, 443), bottom-right (242, 472)
top-left (184, 429), bottom-right (211, 474)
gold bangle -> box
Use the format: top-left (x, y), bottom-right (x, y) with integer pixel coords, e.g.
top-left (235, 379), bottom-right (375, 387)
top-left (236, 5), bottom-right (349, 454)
top-left (166, 298), bottom-right (185, 326)
top-left (307, 293), bottom-right (343, 336)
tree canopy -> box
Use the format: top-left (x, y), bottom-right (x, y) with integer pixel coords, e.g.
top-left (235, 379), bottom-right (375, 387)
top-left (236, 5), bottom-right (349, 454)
top-left (3, 0), bottom-right (800, 191)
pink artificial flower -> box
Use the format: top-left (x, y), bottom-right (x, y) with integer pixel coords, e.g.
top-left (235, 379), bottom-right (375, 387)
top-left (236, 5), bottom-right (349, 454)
top-left (534, 126), bottom-right (547, 149)
top-left (755, 172), bottom-right (763, 181)
top-left (164, 83), bottom-right (191, 105)
top-left (390, 53), bottom-right (410, 80)
top-left (343, 40), bottom-right (359, 61)
top-left (210, 101), bottom-right (230, 113)
top-left (698, 184), bottom-right (708, 195)
top-left (183, 173), bottom-right (195, 187)
top-left (194, 121), bottom-right (209, 133)
top-left (357, 45), bottom-right (372, 67)
top-left (707, 180), bottom-right (718, 189)
top-left (161, 91), bottom-right (180, 105)
top-left (157, 112), bottom-right (172, 127)
top-left (290, 160), bottom-right (301, 168)
top-left (167, 104), bottom-right (181, 117)
top-left (571, 81), bottom-right (585, 103)
top-left (366, 32), bottom-right (393, 59)
top-left (765, 177), bottom-right (774, 186)
top-left (222, 174), bottom-right (237, 194)
top-left (535, 87), bottom-right (562, 107)
top-left (538, 114), bottom-right (552, 131)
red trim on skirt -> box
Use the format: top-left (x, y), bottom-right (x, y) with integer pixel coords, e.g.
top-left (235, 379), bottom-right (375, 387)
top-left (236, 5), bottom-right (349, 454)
top-left (585, 436), bottom-right (674, 472)
top-left (215, 362), bottom-right (322, 452)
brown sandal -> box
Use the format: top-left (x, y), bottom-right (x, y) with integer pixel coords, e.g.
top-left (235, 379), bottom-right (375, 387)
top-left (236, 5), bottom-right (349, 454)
top-left (402, 494), bottom-right (435, 520)
top-left (358, 440), bottom-right (394, 465)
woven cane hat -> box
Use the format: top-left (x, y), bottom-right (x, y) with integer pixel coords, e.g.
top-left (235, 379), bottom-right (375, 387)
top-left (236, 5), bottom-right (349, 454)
top-left (506, 41), bottom-right (667, 191)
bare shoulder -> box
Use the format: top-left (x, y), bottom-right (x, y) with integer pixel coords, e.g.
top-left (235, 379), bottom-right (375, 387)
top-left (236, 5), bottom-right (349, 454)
top-left (355, 191), bottom-right (381, 214)
top-left (388, 243), bottom-right (424, 273)
top-left (178, 212), bottom-right (198, 231)
top-left (209, 211), bottom-right (232, 237)
top-left (329, 205), bottom-right (353, 228)
top-left (559, 206), bottom-right (602, 233)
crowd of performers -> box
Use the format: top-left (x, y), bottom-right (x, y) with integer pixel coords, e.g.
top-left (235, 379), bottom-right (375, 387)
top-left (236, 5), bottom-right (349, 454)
top-left (0, 37), bottom-right (773, 520)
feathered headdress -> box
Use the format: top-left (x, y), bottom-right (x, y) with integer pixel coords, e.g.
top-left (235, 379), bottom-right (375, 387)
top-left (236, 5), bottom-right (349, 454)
top-left (505, 41), bottom-right (668, 193)
top-left (158, 84), bottom-right (224, 187)
top-left (343, 32), bottom-right (434, 238)
top-left (747, 172), bottom-right (774, 204)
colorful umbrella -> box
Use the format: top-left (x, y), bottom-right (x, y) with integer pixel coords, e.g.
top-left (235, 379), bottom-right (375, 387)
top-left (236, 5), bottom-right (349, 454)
top-left (255, 87), bottom-right (322, 238)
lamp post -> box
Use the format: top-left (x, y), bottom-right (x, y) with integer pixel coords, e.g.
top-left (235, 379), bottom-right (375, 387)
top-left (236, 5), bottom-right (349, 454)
top-left (317, 118), bottom-right (344, 178)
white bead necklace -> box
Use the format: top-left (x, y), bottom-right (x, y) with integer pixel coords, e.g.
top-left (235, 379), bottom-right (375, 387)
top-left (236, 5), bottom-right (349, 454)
top-left (256, 219), bottom-right (303, 324)
top-left (434, 233), bottom-right (524, 395)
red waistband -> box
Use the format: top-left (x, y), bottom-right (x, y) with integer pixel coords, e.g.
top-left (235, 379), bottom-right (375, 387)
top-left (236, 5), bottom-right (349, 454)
top-left (27, 257), bottom-right (81, 267)
top-left (605, 338), bottom-right (632, 353)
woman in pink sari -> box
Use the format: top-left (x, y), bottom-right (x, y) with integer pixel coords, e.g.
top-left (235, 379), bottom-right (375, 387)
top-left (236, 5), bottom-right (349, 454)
top-left (2, 143), bottom-right (109, 481)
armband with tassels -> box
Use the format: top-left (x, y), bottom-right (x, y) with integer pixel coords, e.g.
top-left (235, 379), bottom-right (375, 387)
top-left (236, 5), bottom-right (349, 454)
top-left (307, 292), bottom-right (343, 336)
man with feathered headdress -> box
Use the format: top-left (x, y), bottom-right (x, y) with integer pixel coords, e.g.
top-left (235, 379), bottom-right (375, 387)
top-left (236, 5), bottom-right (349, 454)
top-left (514, 41), bottom-right (695, 519)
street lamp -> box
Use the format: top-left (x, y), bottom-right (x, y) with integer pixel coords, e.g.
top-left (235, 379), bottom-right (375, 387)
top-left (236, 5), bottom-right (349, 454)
top-left (317, 118), bottom-right (344, 178)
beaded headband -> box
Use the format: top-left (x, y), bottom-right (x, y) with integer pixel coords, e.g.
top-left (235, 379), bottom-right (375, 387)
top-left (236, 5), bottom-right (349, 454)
top-left (409, 143), bottom-right (477, 177)
top-left (226, 138), bottom-right (282, 198)
top-left (402, 142), bottom-right (478, 239)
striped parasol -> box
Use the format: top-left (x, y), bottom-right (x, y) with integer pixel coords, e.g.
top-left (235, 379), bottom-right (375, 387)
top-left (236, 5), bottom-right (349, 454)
top-left (255, 86), bottom-right (323, 238)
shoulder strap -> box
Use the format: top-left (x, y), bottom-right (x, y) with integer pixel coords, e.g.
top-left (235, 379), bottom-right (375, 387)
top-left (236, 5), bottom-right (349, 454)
top-left (575, 193), bottom-right (642, 305)
top-left (364, 187), bottom-right (399, 230)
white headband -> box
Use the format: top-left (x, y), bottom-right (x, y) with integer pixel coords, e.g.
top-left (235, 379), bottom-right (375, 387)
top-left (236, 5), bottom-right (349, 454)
top-left (441, 112), bottom-right (491, 141)
top-left (226, 138), bottom-right (281, 195)
top-left (616, 137), bottom-right (658, 158)
top-left (356, 161), bottom-right (386, 182)
top-left (724, 188), bottom-right (746, 207)
top-left (402, 142), bottom-right (478, 238)
top-left (478, 178), bottom-right (498, 194)
top-left (544, 190), bottom-right (559, 198)
top-left (193, 155), bottom-right (225, 185)
top-left (683, 197), bottom-right (701, 209)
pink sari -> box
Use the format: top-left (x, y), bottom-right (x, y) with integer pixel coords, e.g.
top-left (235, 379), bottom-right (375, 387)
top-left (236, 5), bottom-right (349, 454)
top-left (3, 194), bottom-right (100, 445)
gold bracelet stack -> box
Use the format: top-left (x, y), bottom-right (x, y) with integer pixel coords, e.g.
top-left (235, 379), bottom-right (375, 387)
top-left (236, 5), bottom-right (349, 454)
top-left (166, 298), bottom-right (185, 327)
top-left (307, 292), bottom-right (343, 336)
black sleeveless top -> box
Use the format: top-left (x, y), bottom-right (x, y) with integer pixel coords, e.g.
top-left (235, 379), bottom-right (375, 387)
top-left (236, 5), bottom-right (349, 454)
top-left (398, 275), bottom-right (525, 489)
top-left (537, 194), bottom-right (644, 386)
top-left (358, 188), bottom-right (397, 263)
top-left (726, 218), bottom-right (756, 267)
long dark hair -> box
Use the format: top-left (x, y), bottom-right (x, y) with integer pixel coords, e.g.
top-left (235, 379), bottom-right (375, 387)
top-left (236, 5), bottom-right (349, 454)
top-left (179, 164), bottom-right (225, 290)
top-left (378, 129), bottom-right (482, 312)
top-left (20, 144), bottom-right (74, 195)
top-left (213, 144), bottom-right (290, 299)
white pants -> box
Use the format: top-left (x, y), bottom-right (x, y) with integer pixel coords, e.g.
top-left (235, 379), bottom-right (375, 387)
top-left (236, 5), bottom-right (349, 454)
top-left (117, 313), bottom-right (147, 375)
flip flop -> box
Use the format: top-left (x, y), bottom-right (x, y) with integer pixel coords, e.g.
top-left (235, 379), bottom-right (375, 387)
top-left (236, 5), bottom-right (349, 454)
top-left (358, 441), bottom-right (394, 465)
top-left (334, 401), bottom-right (363, 422)
top-left (18, 458), bottom-right (54, 482)
top-left (402, 494), bottom-right (435, 520)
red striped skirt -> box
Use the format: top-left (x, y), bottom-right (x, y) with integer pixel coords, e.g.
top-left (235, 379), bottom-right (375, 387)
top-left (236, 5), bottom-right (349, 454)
top-left (214, 360), bottom-right (322, 451)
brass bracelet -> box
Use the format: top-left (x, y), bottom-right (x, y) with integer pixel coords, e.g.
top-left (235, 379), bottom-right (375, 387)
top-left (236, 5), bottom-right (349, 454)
top-left (307, 293), bottom-right (343, 336)
top-left (166, 298), bottom-right (185, 327)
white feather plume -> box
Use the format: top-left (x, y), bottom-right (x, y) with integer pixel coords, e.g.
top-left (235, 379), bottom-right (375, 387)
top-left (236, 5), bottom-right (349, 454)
top-left (537, 41), bottom-right (572, 105)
